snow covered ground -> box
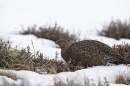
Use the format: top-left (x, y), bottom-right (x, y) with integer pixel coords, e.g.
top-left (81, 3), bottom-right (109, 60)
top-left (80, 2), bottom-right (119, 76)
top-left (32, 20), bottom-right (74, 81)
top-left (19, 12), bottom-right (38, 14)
top-left (0, 65), bottom-right (129, 86)
top-left (0, 0), bottom-right (130, 86)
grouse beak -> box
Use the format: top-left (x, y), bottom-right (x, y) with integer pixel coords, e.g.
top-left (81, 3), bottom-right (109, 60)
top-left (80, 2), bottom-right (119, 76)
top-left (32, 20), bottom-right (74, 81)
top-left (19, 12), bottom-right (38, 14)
top-left (55, 41), bottom-right (58, 44)
top-left (55, 41), bottom-right (60, 48)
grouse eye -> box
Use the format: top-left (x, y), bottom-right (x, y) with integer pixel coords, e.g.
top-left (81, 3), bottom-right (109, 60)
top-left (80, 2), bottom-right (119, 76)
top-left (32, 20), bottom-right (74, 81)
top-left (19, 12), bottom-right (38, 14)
top-left (56, 39), bottom-right (67, 45)
top-left (58, 41), bottom-right (61, 44)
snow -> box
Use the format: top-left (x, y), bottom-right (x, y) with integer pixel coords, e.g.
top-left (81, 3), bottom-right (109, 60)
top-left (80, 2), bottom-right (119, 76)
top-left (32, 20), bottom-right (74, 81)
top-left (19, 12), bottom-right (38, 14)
top-left (0, 65), bottom-right (130, 86)
top-left (0, 0), bottom-right (130, 86)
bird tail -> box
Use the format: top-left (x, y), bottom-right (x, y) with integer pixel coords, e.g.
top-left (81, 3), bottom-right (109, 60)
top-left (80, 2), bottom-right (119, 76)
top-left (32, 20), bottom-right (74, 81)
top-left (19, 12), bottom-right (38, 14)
top-left (109, 56), bottom-right (129, 65)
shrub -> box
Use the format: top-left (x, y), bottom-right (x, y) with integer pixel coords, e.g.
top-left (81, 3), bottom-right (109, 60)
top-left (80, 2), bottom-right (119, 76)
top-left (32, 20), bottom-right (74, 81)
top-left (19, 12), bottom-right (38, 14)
top-left (99, 19), bottom-right (130, 40)
top-left (33, 56), bottom-right (85, 74)
top-left (0, 39), bottom-right (34, 71)
top-left (19, 23), bottom-right (80, 43)
top-left (115, 73), bottom-right (130, 85)
top-left (112, 43), bottom-right (130, 62)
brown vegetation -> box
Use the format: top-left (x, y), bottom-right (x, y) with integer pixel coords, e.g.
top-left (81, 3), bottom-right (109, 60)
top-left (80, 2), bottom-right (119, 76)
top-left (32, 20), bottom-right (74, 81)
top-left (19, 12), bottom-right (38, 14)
top-left (112, 43), bottom-right (130, 62)
top-left (0, 72), bottom-right (18, 81)
top-left (99, 19), bottom-right (130, 40)
top-left (115, 73), bottom-right (130, 85)
top-left (19, 23), bottom-right (80, 43)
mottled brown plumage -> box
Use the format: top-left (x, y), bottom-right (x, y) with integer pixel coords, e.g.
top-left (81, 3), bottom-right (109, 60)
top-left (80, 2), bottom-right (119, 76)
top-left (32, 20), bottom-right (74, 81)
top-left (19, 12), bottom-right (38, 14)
top-left (55, 39), bottom-right (129, 67)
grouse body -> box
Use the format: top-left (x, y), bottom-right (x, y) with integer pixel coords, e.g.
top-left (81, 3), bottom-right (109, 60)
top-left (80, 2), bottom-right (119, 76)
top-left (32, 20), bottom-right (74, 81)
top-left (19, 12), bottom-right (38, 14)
top-left (56, 39), bottom-right (128, 67)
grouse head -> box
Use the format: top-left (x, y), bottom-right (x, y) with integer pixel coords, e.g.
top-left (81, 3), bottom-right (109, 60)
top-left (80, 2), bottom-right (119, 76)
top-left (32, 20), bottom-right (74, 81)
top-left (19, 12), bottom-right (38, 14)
top-left (55, 39), bottom-right (69, 49)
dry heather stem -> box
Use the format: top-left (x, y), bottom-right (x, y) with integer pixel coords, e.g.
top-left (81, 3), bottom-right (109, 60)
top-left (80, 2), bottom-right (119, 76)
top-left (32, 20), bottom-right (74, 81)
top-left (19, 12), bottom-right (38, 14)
top-left (0, 71), bottom-right (18, 81)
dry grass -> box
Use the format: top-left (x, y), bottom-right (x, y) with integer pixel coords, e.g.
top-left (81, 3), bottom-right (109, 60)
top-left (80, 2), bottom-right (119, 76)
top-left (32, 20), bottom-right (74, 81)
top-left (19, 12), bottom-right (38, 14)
top-left (115, 73), bottom-right (130, 85)
top-left (19, 23), bottom-right (81, 43)
top-left (0, 39), bottom-right (34, 71)
top-left (99, 19), bottom-right (130, 40)
top-left (54, 77), bottom-right (87, 86)
top-left (33, 57), bottom-right (85, 74)
top-left (54, 77), bottom-right (109, 86)
top-left (0, 71), bottom-right (18, 81)
top-left (112, 43), bottom-right (130, 62)
top-left (33, 57), bottom-right (67, 74)
top-left (0, 38), bottom-right (84, 74)
top-left (54, 79), bottom-right (83, 86)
